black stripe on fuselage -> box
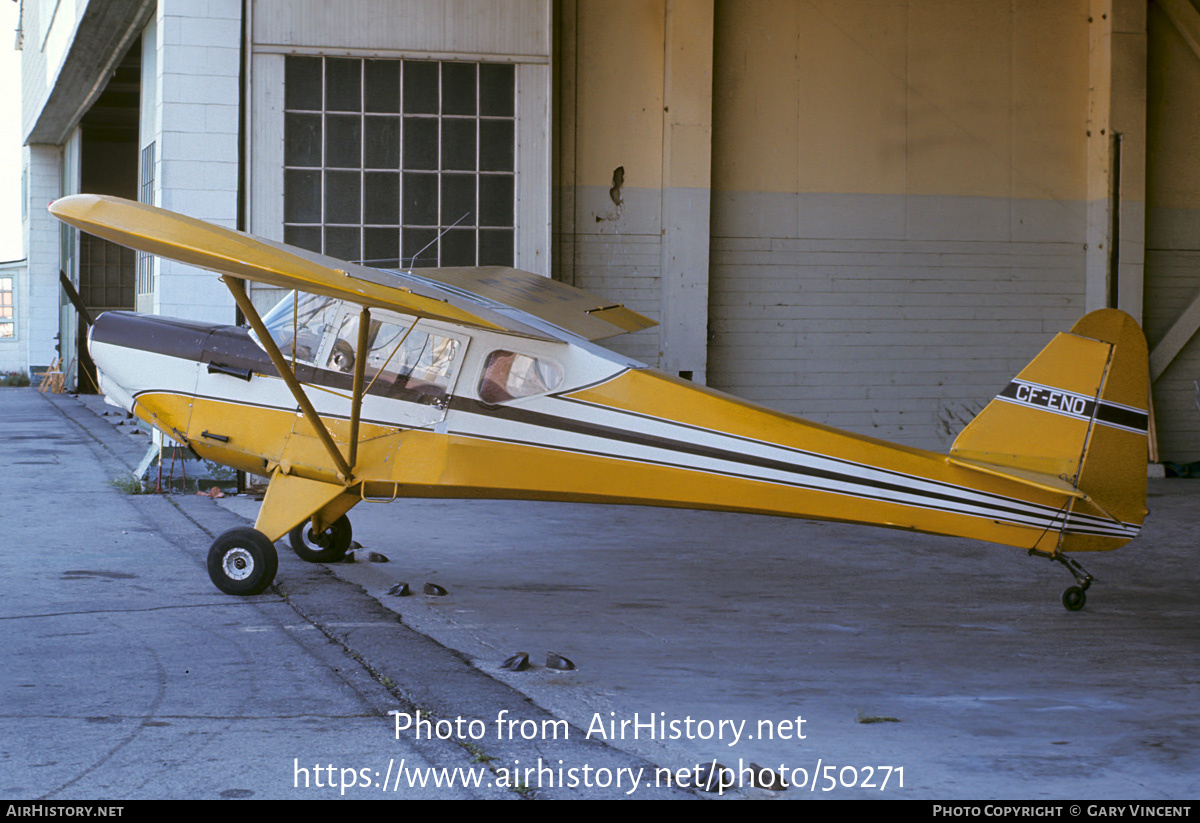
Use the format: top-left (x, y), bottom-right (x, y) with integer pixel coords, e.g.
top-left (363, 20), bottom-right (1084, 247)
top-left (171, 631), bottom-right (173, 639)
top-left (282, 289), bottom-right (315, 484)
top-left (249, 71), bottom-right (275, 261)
top-left (447, 425), bottom-right (1130, 538)
top-left (1093, 401), bottom-right (1149, 433)
top-left (537, 392), bottom-right (1136, 536)
top-left (447, 397), bottom-right (1136, 537)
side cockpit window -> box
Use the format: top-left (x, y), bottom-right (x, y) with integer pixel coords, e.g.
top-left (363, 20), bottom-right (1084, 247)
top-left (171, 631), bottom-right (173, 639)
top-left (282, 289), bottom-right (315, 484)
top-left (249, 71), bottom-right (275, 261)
top-left (250, 291), bottom-right (463, 403)
top-left (326, 313), bottom-right (460, 400)
top-left (478, 350), bottom-right (563, 404)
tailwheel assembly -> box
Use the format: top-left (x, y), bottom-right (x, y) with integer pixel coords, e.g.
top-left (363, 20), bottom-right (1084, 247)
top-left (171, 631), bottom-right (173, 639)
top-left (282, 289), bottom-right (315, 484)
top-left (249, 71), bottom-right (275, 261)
top-left (208, 527), bottom-right (278, 595)
top-left (1029, 548), bottom-right (1094, 611)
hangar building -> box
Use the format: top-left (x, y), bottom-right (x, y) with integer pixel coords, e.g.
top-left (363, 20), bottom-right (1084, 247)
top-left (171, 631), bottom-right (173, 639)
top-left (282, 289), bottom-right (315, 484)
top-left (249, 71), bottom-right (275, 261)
top-left (17, 0), bottom-right (1200, 459)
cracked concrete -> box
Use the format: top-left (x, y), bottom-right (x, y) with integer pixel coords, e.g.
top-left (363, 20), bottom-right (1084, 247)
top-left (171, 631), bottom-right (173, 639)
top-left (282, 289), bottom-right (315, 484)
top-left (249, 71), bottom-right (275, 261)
top-left (3, 389), bottom-right (687, 800)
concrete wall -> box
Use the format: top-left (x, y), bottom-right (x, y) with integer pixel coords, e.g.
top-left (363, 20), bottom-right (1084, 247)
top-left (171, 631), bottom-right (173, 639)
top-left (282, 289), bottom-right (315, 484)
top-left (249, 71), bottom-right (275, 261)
top-left (554, 0), bottom-right (713, 377)
top-left (252, 0), bottom-right (549, 55)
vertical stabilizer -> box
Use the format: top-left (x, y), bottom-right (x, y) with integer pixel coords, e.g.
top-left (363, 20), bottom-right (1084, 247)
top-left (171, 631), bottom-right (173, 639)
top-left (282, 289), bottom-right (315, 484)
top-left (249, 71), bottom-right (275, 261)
top-left (951, 309), bottom-right (1149, 551)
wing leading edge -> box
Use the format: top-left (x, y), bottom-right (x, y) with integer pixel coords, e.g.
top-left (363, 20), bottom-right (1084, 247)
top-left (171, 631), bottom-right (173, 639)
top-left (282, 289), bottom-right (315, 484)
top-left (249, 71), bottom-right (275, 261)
top-left (48, 194), bottom-right (656, 342)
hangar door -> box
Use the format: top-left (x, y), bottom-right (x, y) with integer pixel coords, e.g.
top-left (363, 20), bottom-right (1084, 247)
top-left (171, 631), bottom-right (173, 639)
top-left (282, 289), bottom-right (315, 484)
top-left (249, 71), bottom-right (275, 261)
top-left (1145, 0), bottom-right (1200, 463)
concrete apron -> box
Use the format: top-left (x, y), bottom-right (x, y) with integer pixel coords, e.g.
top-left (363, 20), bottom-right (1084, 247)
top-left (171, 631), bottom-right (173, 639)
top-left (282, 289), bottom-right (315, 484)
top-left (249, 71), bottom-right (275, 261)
top-left (14, 389), bottom-right (690, 800)
top-left (214, 441), bottom-right (1200, 798)
top-left (33, 389), bottom-right (1200, 799)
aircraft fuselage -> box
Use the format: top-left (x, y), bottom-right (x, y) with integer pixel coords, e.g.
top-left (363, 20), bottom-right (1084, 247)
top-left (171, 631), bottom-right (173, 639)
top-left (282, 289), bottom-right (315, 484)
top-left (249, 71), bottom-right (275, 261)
top-left (88, 303), bottom-right (1138, 556)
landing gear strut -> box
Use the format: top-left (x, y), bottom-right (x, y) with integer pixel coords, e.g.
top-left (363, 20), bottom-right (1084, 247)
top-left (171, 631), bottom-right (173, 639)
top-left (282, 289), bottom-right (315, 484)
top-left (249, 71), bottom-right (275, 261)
top-left (1029, 549), bottom-right (1094, 611)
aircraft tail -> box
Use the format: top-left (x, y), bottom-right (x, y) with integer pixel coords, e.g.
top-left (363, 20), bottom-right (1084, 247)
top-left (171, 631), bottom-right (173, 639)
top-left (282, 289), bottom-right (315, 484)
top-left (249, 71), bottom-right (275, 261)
top-left (950, 309), bottom-right (1149, 550)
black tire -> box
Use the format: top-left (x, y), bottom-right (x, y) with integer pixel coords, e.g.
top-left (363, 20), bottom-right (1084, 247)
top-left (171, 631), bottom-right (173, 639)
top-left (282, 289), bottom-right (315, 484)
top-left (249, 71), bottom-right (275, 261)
top-left (289, 515), bottom-right (353, 563)
top-left (1061, 586), bottom-right (1086, 611)
top-left (207, 527), bottom-right (278, 595)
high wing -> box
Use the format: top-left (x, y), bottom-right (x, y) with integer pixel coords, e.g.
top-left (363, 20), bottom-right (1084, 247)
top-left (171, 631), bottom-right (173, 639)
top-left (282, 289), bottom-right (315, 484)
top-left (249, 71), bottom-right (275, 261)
top-left (48, 194), bottom-right (655, 342)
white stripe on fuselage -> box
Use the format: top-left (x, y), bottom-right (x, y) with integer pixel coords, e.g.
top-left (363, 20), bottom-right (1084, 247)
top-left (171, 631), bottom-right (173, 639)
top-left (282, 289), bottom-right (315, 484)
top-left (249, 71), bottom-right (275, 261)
top-left (444, 395), bottom-right (1137, 540)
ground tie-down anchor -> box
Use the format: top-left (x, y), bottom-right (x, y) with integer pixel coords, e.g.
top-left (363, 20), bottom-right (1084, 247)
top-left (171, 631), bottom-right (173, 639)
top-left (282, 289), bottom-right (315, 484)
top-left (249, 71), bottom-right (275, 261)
top-left (1028, 548), bottom-right (1094, 611)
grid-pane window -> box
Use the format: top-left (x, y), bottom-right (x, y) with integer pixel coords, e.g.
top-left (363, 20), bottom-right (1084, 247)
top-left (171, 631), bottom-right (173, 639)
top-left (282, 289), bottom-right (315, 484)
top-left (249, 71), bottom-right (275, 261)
top-left (0, 276), bottom-right (13, 338)
top-left (80, 234), bottom-right (136, 310)
top-left (284, 56), bottom-right (516, 269)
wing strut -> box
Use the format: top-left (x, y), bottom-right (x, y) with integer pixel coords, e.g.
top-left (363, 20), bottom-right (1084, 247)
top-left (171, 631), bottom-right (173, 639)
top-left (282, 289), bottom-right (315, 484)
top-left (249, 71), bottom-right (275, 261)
top-left (223, 276), bottom-right (354, 482)
top-left (347, 305), bottom-right (370, 470)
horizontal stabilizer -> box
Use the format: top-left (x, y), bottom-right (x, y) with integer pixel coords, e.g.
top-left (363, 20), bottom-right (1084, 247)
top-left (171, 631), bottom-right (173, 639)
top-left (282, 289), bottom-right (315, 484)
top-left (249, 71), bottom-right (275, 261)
top-left (945, 455), bottom-right (1086, 499)
top-left (945, 455), bottom-right (1130, 533)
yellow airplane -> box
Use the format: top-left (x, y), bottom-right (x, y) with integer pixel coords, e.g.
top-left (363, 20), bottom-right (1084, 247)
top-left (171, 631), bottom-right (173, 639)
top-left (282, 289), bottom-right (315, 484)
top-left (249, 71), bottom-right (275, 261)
top-left (50, 194), bottom-right (1151, 610)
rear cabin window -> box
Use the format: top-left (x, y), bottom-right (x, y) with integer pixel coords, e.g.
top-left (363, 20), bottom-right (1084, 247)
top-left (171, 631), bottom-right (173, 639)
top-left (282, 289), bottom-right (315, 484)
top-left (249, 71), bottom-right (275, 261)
top-left (478, 350), bottom-right (563, 404)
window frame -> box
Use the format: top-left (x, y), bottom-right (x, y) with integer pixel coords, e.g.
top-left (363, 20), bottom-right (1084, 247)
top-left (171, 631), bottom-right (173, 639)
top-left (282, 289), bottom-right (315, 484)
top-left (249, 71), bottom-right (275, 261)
top-left (281, 55), bottom-right (517, 269)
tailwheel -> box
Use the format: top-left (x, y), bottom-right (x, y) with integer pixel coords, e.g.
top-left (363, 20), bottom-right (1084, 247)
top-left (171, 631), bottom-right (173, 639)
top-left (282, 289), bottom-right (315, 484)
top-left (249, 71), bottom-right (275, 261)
top-left (289, 514), bottom-right (352, 563)
top-left (1029, 548), bottom-right (1094, 611)
top-left (207, 527), bottom-right (278, 595)
top-left (1061, 586), bottom-right (1086, 611)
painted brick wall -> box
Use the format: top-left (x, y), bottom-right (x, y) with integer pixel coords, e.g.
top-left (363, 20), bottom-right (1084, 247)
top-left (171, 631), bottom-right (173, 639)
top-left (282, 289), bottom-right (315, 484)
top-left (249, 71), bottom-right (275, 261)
top-left (19, 0), bottom-right (49, 141)
top-left (19, 0), bottom-right (87, 141)
top-left (23, 145), bottom-right (63, 371)
top-left (151, 0), bottom-right (241, 322)
top-left (708, 195), bottom-right (1087, 452)
top-left (564, 187), bottom-right (662, 367)
top-left (572, 235), bottom-right (661, 366)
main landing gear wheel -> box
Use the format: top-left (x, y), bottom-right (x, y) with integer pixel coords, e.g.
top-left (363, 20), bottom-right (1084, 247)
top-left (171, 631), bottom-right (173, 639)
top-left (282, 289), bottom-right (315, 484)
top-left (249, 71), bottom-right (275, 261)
top-left (207, 527), bottom-right (278, 595)
top-left (289, 515), bottom-right (353, 563)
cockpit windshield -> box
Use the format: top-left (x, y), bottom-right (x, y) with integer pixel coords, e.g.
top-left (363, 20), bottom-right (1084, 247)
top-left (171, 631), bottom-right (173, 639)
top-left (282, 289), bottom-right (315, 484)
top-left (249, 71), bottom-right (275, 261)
top-left (250, 291), bottom-right (341, 364)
